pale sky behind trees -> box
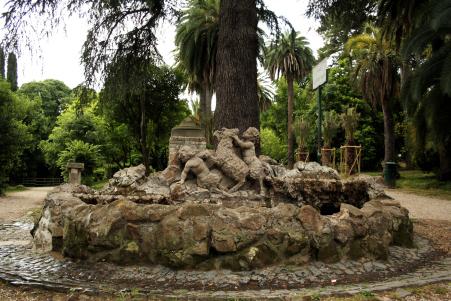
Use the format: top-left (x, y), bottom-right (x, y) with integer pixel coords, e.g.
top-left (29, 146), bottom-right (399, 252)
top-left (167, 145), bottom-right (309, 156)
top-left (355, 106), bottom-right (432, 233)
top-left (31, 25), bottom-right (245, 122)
top-left (3, 0), bottom-right (324, 89)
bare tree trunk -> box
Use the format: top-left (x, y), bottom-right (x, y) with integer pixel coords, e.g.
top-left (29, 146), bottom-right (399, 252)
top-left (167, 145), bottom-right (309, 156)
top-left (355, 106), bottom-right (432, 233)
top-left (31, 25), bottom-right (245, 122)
top-left (437, 141), bottom-right (451, 181)
top-left (199, 85), bottom-right (207, 128)
top-left (214, 0), bottom-right (260, 150)
top-left (140, 95), bottom-right (150, 175)
top-left (204, 82), bottom-right (213, 145)
top-left (381, 99), bottom-right (396, 163)
top-left (287, 75), bottom-right (294, 169)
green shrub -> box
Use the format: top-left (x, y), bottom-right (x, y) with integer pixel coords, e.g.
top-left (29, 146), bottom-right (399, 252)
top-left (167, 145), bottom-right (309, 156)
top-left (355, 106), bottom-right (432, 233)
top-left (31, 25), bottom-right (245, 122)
top-left (56, 140), bottom-right (102, 185)
top-left (261, 128), bottom-right (287, 163)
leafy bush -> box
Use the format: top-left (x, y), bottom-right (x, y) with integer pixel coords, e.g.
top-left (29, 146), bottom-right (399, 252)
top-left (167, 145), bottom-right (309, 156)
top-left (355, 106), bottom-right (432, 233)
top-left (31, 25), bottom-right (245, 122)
top-left (322, 110), bottom-right (340, 148)
top-left (56, 140), bottom-right (102, 185)
top-left (261, 128), bottom-right (287, 163)
top-left (340, 107), bottom-right (360, 145)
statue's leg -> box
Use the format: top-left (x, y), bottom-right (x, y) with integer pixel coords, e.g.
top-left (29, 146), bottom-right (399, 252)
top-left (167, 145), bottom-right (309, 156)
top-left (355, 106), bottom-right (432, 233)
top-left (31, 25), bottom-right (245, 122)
top-left (212, 187), bottom-right (232, 198)
top-left (228, 177), bottom-right (246, 193)
top-left (259, 176), bottom-right (266, 196)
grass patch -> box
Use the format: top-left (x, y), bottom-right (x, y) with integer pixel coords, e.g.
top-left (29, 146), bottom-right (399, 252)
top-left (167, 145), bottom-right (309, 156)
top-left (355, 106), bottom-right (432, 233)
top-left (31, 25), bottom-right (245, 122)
top-left (362, 171), bottom-right (382, 177)
top-left (90, 179), bottom-right (109, 190)
top-left (318, 283), bottom-right (450, 300)
top-left (396, 170), bottom-right (451, 200)
top-left (4, 185), bottom-right (27, 193)
top-left (28, 207), bottom-right (43, 225)
top-left (363, 170), bottom-right (451, 200)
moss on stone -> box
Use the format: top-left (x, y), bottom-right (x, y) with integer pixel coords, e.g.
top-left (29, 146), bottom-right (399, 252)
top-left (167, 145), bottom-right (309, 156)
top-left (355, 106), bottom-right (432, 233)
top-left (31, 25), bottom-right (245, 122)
top-left (62, 218), bottom-right (89, 259)
top-left (392, 218), bottom-right (414, 248)
top-left (125, 241), bottom-right (139, 253)
top-left (348, 240), bottom-right (364, 259)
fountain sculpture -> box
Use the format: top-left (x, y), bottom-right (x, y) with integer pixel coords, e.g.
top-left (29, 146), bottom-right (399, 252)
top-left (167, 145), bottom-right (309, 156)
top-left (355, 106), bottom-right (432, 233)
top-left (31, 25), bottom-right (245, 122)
top-left (32, 123), bottom-right (413, 271)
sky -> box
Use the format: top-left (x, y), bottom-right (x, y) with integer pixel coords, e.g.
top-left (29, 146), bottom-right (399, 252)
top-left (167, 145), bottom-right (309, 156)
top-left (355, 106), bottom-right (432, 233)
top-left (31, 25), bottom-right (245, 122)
top-left (10, 0), bottom-right (324, 89)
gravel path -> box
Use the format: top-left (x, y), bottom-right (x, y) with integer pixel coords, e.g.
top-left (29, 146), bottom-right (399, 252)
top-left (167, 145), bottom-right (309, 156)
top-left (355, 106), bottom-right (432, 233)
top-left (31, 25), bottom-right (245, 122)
top-left (0, 187), bottom-right (54, 223)
top-left (385, 189), bottom-right (451, 221)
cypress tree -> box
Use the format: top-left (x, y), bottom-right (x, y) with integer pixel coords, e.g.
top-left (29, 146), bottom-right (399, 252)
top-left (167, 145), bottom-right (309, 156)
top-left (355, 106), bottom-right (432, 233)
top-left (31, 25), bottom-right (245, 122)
top-left (0, 49), bottom-right (5, 79)
top-left (7, 52), bottom-right (18, 91)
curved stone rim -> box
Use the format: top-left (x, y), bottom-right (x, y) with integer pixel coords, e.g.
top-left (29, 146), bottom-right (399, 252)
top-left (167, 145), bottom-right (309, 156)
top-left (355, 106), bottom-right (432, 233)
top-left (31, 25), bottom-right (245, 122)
top-left (1, 222), bottom-right (449, 299)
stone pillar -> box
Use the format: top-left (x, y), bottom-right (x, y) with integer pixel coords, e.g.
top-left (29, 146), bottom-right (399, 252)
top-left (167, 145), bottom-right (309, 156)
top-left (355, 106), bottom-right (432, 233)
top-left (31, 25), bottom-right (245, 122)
top-left (66, 162), bottom-right (84, 185)
top-left (168, 117), bottom-right (206, 166)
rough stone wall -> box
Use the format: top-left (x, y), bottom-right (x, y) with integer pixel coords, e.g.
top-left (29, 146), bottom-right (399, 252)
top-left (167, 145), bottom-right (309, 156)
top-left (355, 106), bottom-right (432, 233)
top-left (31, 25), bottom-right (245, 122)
top-left (33, 185), bottom-right (413, 271)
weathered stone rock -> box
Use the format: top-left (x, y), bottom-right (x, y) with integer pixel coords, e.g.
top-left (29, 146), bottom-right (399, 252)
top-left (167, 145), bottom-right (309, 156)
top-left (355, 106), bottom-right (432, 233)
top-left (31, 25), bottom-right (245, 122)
top-left (354, 174), bottom-right (389, 200)
top-left (105, 164), bottom-right (147, 191)
top-left (294, 161), bottom-right (340, 180)
top-left (32, 188), bottom-right (414, 270)
top-left (297, 205), bottom-right (325, 233)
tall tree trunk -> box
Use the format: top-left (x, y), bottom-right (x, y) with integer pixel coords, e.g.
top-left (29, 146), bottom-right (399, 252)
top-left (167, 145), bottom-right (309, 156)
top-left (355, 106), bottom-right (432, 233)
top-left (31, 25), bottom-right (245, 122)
top-left (214, 0), bottom-right (259, 147)
top-left (400, 60), bottom-right (414, 168)
top-left (287, 76), bottom-right (295, 169)
top-left (199, 85), bottom-right (207, 129)
top-left (140, 95), bottom-right (150, 175)
top-left (437, 142), bottom-right (451, 181)
top-left (381, 99), bottom-right (396, 163)
top-left (205, 84), bottom-right (213, 145)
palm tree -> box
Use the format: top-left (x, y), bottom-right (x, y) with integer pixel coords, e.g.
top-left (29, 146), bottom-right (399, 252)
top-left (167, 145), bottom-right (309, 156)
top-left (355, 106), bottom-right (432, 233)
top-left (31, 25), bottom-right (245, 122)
top-left (265, 31), bottom-right (314, 168)
top-left (345, 24), bottom-right (399, 166)
top-left (175, 0), bottom-right (219, 141)
top-left (401, 0), bottom-right (451, 180)
top-left (377, 0), bottom-right (426, 48)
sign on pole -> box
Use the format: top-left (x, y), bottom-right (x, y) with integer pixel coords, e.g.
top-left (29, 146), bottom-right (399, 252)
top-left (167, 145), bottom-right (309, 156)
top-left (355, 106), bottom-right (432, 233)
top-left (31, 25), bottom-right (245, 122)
top-left (312, 57), bottom-right (328, 160)
top-left (312, 58), bottom-right (328, 90)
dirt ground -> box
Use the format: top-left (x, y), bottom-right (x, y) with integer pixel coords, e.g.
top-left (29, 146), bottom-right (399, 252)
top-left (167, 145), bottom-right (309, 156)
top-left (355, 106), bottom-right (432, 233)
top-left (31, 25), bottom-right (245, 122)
top-left (0, 187), bottom-right (449, 300)
top-left (0, 187), bottom-right (54, 223)
top-left (386, 190), bottom-right (451, 221)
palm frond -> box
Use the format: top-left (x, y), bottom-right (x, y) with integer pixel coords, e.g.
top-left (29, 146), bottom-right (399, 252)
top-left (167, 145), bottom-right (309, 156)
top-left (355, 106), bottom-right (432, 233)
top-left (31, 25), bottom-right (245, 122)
top-left (264, 31), bottom-right (315, 81)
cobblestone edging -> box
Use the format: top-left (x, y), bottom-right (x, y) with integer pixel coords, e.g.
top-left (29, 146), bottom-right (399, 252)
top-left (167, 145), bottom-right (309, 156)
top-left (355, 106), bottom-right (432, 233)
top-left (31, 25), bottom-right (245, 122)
top-left (0, 222), bottom-right (449, 300)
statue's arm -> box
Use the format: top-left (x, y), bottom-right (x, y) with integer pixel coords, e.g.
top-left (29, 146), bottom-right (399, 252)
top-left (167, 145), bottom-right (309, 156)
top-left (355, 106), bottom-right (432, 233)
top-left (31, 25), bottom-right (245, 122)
top-left (232, 135), bottom-right (253, 149)
top-left (180, 162), bottom-right (192, 184)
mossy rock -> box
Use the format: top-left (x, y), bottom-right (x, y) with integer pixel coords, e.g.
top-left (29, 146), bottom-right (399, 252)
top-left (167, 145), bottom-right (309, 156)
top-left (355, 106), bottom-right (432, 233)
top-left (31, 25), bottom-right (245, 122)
top-left (62, 218), bottom-right (89, 259)
top-left (392, 218), bottom-right (414, 248)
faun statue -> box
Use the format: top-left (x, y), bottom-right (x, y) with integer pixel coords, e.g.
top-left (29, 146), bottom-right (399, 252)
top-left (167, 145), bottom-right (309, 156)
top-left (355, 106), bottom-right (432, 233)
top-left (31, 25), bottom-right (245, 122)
top-left (212, 128), bottom-right (249, 192)
top-left (232, 127), bottom-right (266, 196)
top-left (175, 127), bottom-right (268, 196)
top-left (177, 146), bottom-right (229, 195)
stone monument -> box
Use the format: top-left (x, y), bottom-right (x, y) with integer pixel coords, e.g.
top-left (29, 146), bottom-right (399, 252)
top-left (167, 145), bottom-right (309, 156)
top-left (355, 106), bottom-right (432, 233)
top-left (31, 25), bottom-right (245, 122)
top-left (66, 162), bottom-right (84, 185)
top-left (168, 117), bottom-right (206, 166)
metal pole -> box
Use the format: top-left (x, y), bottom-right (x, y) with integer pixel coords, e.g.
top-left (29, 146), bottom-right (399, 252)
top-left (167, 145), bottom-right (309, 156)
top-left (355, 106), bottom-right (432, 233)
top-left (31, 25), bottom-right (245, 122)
top-left (317, 85), bottom-right (323, 160)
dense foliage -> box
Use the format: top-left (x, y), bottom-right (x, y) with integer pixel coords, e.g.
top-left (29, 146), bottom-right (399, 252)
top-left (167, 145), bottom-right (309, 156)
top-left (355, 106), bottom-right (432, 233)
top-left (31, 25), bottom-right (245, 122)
top-left (101, 57), bottom-right (190, 172)
top-left (401, 0), bottom-right (451, 179)
top-left (0, 80), bottom-right (31, 193)
top-left (1, 0), bottom-right (449, 187)
top-left (261, 59), bottom-right (385, 170)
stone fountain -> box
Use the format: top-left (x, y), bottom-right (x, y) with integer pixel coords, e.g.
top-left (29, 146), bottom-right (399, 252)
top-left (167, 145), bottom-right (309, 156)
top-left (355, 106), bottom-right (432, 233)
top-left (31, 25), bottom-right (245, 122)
top-left (32, 122), bottom-right (413, 271)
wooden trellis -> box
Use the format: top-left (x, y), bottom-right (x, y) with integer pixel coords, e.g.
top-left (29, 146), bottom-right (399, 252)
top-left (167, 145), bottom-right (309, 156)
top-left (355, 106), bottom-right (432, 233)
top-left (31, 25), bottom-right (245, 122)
top-left (339, 145), bottom-right (362, 176)
top-left (321, 148), bottom-right (336, 169)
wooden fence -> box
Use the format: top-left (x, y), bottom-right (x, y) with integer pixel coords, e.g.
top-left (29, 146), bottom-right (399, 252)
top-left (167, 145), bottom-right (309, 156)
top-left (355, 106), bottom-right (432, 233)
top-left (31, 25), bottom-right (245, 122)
top-left (19, 178), bottom-right (64, 187)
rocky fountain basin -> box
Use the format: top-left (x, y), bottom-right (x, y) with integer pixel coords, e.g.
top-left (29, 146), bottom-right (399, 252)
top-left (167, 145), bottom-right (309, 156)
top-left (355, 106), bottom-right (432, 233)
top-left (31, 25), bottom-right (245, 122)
top-left (32, 166), bottom-right (413, 271)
